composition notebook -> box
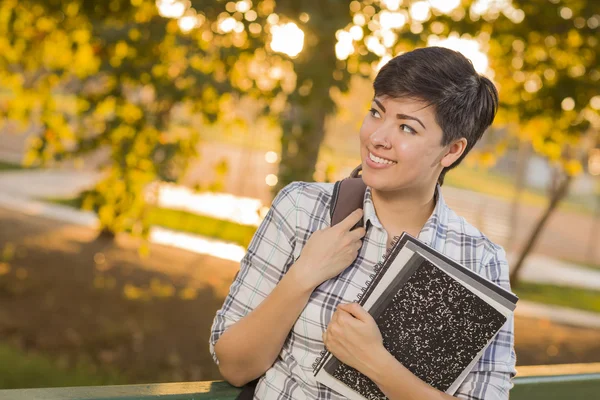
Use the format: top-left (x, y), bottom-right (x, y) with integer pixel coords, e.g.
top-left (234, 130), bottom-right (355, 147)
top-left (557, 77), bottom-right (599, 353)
top-left (312, 233), bottom-right (518, 399)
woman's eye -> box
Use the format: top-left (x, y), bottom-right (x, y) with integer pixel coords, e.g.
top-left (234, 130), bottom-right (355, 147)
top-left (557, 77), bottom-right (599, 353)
top-left (369, 108), bottom-right (381, 118)
top-left (400, 124), bottom-right (416, 134)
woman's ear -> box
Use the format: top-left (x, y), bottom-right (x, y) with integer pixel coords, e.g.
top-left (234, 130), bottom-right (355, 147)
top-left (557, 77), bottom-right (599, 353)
top-left (440, 138), bottom-right (468, 168)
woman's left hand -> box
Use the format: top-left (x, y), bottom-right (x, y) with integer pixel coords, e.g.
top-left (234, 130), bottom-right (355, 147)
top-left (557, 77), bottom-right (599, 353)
top-left (322, 303), bottom-right (385, 374)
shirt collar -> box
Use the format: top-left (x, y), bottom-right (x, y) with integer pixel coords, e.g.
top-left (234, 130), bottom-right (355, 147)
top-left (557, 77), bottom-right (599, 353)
top-left (362, 184), bottom-right (448, 249)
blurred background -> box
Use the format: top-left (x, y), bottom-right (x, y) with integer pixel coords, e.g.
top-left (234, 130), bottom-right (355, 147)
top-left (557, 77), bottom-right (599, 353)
top-left (0, 0), bottom-right (599, 390)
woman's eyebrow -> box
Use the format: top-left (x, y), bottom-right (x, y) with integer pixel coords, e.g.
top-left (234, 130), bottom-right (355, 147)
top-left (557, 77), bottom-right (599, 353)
top-left (373, 98), bottom-right (426, 129)
top-left (396, 114), bottom-right (426, 129)
top-left (373, 98), bottom-right (386, 112)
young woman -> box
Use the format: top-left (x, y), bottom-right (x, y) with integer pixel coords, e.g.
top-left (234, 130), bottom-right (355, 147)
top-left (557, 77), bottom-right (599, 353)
top-left (210, 47), bottom-right (516, 400)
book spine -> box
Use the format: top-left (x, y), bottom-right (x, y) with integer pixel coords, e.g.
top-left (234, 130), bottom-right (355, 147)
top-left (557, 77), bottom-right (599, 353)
top-left (357, 234), bottom-right (400, 306)
top-left (312, 349), bottom-right (329, 370)
top-left (355, 264), bottom-right (381, 304)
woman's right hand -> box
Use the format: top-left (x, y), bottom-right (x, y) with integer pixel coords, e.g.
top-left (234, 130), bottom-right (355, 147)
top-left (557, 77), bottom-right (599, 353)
top-left (292, 209), bottom-right (366, 290)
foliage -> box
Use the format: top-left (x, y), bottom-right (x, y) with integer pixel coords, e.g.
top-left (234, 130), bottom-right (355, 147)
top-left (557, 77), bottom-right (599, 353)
top-left (488, 0), bottom-right (600, 173)
top-left (0, 0), bottom-right (250, 237)
top-left (0, 0), bottom-right (598, 239)
top-left (0, 343), bottom-right (124, 389)
top-left (0, 161), bottom-right (25, 171)
top-left (182, 0), bottom-right (599, 189)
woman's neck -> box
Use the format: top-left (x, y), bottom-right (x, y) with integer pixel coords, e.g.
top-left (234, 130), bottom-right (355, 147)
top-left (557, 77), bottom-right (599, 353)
top-left (371, 185), bottom-right (437, 239)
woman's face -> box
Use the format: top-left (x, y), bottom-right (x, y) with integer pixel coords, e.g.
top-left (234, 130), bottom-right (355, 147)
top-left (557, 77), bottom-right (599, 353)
top-left (359, 95), bottom-right (454, 193)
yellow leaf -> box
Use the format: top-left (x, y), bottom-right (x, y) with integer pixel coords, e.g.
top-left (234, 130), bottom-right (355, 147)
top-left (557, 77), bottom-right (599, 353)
top-left (479, 152), bottom-right (496, 168)
top-left (35, 17), bottom-right (55, 32)
top-left (128, 28), bottom-right (141, 41)
top-left (65, 2), bottom-right (80, 17)
top-left (167, 20), bottom-right (179, 34)
top-left (98, 205), bottom-right (115, 225)
top-left (567, 29), bottom-right (583, 48)
top-left (545, 142), bottom-right (562, 161)
top-left (115, 40), bottom-right (129, 58)
top-left (72, 29), bottom-right (90, 44)
top-left (123, 283), bottom-right (144, 300)
top-left (73, 44), bottom-right (100, 78)
top-left (150, 278), bottom-right (175, 298)
top-left (564, 159), bottom-right (582, 176)
top-left (118, 103), bottom-right (143, 124)
top-left (179, 287), bottom-right (198, 300)
top-left (138, 243), bottom-right (150, 257)
top-left (152, 65), bottom-right (166, 77)
top-left (0, 262), bottom-right (10, 276)
top-left (96, 97), bottom-right (116, 116)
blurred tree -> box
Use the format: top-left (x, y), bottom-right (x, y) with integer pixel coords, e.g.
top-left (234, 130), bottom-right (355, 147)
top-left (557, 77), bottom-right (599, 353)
top-left (194, 0), bottom-right (599, 286)
top-left (484, 0), bottom-right (599, 285)
top-left (0, 0), bottom-right (255, 239)
top-left (0, 0), bottom-right (598, 279)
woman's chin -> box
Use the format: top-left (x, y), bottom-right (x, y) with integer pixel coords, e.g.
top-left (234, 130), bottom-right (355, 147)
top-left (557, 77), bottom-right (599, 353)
top-left (361, 168), bottom-right (388, 189)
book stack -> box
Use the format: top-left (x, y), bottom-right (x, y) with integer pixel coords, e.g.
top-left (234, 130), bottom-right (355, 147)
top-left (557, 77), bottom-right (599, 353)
top-left (312, 233), bottom-right (518, 399)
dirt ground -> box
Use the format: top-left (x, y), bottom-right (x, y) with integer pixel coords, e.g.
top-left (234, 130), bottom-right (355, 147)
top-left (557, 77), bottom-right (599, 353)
top-left (0, 207), bottom-right (599, 384)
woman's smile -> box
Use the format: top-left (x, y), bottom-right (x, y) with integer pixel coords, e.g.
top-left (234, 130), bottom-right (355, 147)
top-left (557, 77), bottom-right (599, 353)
top-left (365, 151), bottom-right (397, 169)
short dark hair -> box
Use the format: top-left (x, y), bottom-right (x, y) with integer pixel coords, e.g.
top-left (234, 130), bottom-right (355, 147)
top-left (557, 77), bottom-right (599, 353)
top-left (373, 46), bottom-right (499, 185)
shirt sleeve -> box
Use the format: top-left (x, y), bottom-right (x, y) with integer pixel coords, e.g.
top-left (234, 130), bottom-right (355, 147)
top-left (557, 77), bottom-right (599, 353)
top-left (209, 182), bottom-right (300, 365)
top-left (454, 246), bottom-right (518, 400)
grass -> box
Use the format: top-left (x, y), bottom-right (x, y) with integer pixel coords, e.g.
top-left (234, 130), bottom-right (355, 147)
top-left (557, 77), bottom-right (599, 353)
top-left (47, 195), bottom-right (600, 316)
top-left (0, 343), bottom-right (123, 389)
top-left (49, 196), bottom-right (258, 249)
top-left (559, 259), bottom-right (600, 272)
top-left (46, 175), bottom-right (600, 316)
top-left (51, 197), bottom-right (83, 209)
top-left (146, 207), bottom-right (257, 248)
top-left (511, 379), bottom-right (600, 400)
top-left (444, 166), bottom-right (597, 215)
top-left (46, 181), bottom-right (598, 271)
top-left (513, 282), bottom-right (600, 314)
top-left (0, 161), bottom-right (25, 171)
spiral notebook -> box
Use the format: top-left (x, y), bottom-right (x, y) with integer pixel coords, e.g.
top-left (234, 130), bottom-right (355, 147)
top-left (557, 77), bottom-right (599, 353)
top-left (312, 233), bottom-right (518, 399)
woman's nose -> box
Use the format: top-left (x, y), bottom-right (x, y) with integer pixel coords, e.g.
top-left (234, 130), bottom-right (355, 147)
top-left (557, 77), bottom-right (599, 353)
top-left (370, 130), bottom-right (391, 149)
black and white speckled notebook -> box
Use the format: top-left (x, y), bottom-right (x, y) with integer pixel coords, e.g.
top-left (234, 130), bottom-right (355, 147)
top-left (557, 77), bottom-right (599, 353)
top-left (312, 233), bottom-right (518, 400)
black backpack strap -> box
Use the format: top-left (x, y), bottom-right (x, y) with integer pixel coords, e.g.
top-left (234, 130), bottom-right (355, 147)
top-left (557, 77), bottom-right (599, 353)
top-left (330, 165), bottom-right (367, 229)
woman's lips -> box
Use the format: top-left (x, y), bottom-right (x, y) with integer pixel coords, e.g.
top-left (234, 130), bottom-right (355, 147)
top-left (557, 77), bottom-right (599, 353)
top-left (365, 151), bottom-right (397, 169)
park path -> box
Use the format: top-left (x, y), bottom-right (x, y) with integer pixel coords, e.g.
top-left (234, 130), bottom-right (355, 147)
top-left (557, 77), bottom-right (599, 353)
top-left (2, 169), bottom-right (600, 294)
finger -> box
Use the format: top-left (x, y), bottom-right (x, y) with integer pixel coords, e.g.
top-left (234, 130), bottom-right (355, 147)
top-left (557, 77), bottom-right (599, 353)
top-left (336, 309), bottom-right (354, 324)
top-left (338, 303), bottom-right (371, 322)
top-left (349, 227), bottom-right (366, 240)
top-left (332, 310), bottom-right (347, 327)
top-left (336, 209), bottom-right (364, 232)
top-left (332, 309), bottom-right (342, 323)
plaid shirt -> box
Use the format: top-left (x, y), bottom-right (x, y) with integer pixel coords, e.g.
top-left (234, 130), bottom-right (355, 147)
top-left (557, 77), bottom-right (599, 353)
top-left (210, 182), bottom-right (517, 399)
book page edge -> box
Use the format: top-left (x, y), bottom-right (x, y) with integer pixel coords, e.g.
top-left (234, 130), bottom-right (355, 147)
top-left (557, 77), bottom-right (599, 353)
top-left (445, 324), bottom-right (512, 395)
top-left (314, 368), bottom-right (366, 400)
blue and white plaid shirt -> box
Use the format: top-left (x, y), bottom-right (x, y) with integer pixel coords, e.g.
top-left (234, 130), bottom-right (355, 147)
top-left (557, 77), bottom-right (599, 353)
top-left (210, 182), bottom-right (517, 399)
